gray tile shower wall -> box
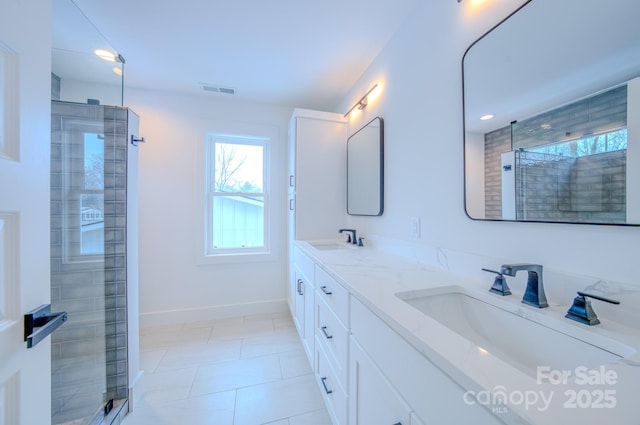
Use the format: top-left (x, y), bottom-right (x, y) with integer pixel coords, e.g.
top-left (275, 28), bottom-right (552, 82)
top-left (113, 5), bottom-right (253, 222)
top-left (483, 85), bottom-right (627, 223)
top-left (50, 101), bottom-right (129, 424)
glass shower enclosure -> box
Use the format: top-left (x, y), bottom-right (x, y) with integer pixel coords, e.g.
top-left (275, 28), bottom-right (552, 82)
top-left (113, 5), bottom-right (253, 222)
top-left (51, 0), bottom-right (132, 423)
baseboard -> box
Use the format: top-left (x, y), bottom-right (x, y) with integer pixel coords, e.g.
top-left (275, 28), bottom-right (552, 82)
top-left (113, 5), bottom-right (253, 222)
top-left (139, 298), bottom-right (289, 328)
top-left (128, 371), bottom-right (144, 412)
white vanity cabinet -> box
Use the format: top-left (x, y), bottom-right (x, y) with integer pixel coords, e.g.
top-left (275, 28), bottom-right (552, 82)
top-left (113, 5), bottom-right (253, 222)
top-left (350, 297), bottom-right (502, 425)
top-left (293, 248), bottom-right (505, 425)
top-left (349, 338), bottom-right (412, 425)
top-left (314, 267), bottom-right (350, 425)
top-left (292, 248), bottom-right (316, 363)
top-left (287, 108), bottom-right (347, 353)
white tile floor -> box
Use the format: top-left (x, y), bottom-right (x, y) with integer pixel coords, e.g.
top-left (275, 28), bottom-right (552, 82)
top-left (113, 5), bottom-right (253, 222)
top-left (122, 312), bottom-right (332, 425)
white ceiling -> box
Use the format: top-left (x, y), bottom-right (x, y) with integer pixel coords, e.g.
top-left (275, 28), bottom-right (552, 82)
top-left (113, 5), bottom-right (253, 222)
top-left (66, 0), bottom-right (421, 111)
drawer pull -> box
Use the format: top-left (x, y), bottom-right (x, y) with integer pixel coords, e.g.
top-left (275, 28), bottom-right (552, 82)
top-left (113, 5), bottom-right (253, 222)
top-left (297, 279), bottom-right (304, 296)
top-left (321, 377), bottom-right (333, 394)
top-left (321, 326), bottom-right (333, 339)
top-left (320, 286), bottom-right (333, 295)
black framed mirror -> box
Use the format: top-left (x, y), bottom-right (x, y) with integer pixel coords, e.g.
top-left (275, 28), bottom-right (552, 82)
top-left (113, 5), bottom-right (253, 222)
top-left (347, 116), bottom-right (384, 216)
top-left (463, 0), bottom-right (640, 225)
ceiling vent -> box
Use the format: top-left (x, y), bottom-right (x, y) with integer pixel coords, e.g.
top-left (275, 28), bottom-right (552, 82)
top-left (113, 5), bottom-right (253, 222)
top-left (200, 83), bottom-right (236, 95)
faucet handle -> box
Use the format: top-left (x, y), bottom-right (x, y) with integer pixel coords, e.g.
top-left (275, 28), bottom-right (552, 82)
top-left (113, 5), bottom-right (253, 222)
top-left (482, 268), bottom-right (512, 296)
top-left (576, 292), bottom-right (620, 305)
top-left (565, 291), bottom-right (620, 326)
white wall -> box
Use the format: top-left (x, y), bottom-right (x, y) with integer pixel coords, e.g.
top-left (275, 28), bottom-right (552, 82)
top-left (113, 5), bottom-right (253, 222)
top-left (627, 77), bottom-right (640, 223)
top-left (464, 131), bottom-right (485, 219)
top-left (340, 0), bottom-right (638, 285)
top-left (126, 87), bottom-right (292, 326)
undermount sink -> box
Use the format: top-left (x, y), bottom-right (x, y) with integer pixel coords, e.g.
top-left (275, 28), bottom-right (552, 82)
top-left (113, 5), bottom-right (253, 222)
top-left (308, 241), bottom-right (348, 251)
top-left (396, 286), bottom-right (634, 378)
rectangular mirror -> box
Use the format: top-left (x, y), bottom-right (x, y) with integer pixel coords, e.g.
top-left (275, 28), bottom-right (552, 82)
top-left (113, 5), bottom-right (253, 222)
top-left (347, 116), bottom-right (384, 216)
top-left (463, 0), bottom-right (640, 225)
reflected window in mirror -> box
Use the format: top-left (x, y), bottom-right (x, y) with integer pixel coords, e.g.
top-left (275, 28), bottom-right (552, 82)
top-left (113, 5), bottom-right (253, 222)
top-left (347, 117), bottom-right (384, 216)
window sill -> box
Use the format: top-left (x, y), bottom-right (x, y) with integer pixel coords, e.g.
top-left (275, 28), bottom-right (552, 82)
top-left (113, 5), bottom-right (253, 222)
top-left (196, 249), bottom-right (277, 266)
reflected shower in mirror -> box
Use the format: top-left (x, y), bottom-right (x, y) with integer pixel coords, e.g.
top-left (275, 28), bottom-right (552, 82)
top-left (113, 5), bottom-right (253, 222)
top-left (463, 0), bottom-right (640, 225)
top-left (347, 117), bottom-right (384, 216)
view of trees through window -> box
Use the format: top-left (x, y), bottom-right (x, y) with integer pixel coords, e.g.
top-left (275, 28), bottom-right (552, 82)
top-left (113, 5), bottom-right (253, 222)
top-left (214, 142), bottom-right (263, 193)
top-left (526, 128), bottom-right (627, 157)
top-left (208, 136), bottom-right (267, 253)
top-left (80, 133), bottom-right (104, 255)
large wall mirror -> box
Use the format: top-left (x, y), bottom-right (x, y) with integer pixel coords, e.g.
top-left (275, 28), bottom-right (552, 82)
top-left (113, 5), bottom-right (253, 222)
top-left (347, 116), bottom-right (384, 216)
top-left (463, 0), bottom-right (640, 225)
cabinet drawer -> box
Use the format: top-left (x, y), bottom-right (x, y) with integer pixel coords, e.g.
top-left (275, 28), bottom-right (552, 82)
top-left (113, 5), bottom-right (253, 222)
top-left (316, 341), bottom-right (348, 425)
top-left (316, 296), bottom-right (349, 387)
top-left (294, 247), bottom-right (315, 284)
top-left (315, 267), bottom-right (349, 325)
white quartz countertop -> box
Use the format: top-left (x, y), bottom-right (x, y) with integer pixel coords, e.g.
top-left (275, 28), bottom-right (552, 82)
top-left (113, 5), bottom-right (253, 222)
top-left (295, 239), bottom-right (640, 425)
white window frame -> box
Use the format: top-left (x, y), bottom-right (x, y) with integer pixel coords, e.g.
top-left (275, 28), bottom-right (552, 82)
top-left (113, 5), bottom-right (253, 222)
top-left (199, 129), bottom-right (275, 264)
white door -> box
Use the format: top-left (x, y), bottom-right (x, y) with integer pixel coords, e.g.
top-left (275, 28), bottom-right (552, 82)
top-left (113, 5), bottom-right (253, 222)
top-left (0, 1), bottom-right (53, 424)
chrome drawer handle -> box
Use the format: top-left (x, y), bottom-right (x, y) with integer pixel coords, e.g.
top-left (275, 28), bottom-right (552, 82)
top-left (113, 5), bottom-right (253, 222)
top-left (321, 326), bottom-right (333, 339)
top-left (297, 279), bottom-right (304, 296)
top-left (320, 286), bottom-right (332, 295)
top-left (321, 377), bottom-right (333, 394)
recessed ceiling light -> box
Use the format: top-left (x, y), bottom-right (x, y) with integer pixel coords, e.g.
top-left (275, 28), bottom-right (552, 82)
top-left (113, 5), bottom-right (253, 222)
top-left (94, 49), bottom-right (117, 62)
top-left (480, 114), bottom-right (494, 121)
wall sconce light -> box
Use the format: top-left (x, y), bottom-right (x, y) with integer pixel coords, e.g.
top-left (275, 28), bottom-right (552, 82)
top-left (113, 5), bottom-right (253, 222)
top-left (344, 84), bottom-right (379, 117)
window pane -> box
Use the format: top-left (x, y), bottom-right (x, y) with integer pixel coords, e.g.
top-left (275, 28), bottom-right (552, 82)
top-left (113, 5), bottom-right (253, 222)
top-left (80, 194), bottom-right (104, 254)
top-left (214, 142), bottom-right (263, 193)
top-left (84, 133), bottom-right (104, 190)
top-left (527, 129), bottom-right (627, 157)
top-left (212, 195), bottom-right (264, 250)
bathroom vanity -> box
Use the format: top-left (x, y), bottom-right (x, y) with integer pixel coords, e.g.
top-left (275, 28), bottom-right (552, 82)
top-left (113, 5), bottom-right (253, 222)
top-left (289, 239), bottom-right (640, 425)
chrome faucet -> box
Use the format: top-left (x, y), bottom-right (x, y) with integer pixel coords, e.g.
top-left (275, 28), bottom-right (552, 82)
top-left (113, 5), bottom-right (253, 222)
top-left (338, 228), bottom-right (357, 244)
top-left (500, 263), bottom-right (549, 308)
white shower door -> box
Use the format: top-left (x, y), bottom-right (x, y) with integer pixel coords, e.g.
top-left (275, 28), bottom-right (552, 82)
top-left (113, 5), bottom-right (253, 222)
top-left (0, 1), bottom-right (53, 424)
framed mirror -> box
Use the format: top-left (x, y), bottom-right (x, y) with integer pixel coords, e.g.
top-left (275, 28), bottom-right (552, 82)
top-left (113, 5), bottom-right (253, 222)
top-left (463, 0), bottom-right (640, 225)
top-left (347, 116), bottom-right (384, 216)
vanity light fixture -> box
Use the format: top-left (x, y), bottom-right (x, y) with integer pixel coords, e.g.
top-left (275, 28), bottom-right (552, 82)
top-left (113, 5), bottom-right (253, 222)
top-left (344, 84), bottom-right (379, 117)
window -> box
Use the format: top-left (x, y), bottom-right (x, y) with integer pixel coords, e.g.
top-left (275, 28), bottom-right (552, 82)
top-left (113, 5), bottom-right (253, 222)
top-left (61, 120), bottom-right (106, 263)
top-left (80, 133), bottom-right (105, 255)
top-left (206, 134), bottom-right (269, 256)
top-left (526, 128), bottom-right (627, 157)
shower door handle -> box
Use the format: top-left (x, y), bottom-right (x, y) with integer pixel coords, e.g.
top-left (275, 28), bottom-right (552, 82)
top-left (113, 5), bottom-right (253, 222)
top-left (24, 304), bottom-right (68, 349)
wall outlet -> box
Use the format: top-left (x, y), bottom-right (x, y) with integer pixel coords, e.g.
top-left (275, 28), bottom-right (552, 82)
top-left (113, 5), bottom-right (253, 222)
top-left (409, 217), bottom-right (420, 238)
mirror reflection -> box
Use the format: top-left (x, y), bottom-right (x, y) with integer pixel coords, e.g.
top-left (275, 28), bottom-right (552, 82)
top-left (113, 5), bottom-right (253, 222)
top-left (463, 0), bottom-right (640, 225)
top-left (347, 117), bottom-right (384, 216)
top-left (52, 0), bottom-right (124, 105)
